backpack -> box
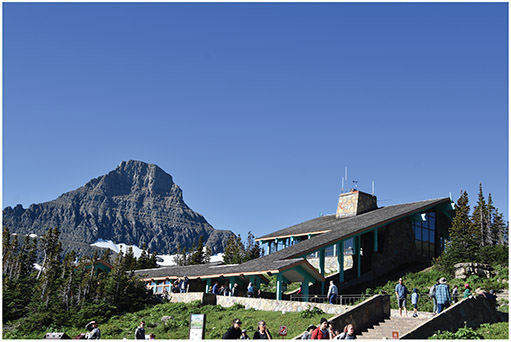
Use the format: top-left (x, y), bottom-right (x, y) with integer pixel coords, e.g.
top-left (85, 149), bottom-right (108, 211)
top-left (429, 285), bottom-right (436, 298)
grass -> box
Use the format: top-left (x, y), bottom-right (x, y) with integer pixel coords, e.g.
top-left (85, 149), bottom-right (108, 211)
top-left (429, 322), bottom-right (509, 340)
top-left (4, 301), bottom-right (330, 339)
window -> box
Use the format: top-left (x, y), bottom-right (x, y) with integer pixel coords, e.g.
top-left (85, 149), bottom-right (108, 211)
top-left (412, 212), bottom-right (436, 258)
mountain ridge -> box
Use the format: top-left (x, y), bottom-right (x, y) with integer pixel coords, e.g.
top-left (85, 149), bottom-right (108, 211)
top-left (3, 160), bottom-right (234, 256)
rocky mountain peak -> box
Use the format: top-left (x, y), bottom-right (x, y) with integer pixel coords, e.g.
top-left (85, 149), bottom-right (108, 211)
top-left (3, 161), bottom-right (233, 257)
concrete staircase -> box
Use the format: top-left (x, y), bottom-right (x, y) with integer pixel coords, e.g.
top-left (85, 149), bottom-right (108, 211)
top-left (358, 315), bottom-right (430, 339)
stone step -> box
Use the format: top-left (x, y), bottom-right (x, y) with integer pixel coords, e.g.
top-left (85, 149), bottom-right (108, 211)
top-left (357, 316), bottom-right (429, 340)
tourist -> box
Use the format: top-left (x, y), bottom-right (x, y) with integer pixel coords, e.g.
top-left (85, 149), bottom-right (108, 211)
top-left (435, 277), bottom-right (451, 313)
top-left (222, 319), bottom-right (243, 339)
top-left (135, 320), bottom-right (145, 340)
top-left (301, 325), bottom-right (316, 340)
top-left (327, 322), bottom-right (336, 339)
top-left (179, 276), bottom-right (189, 293)
top-left (253, 320), bottom-right (272, 339)
top-left (231, 283), bottom-right (240, 297)
top-left (327, 280), bottom-right (339, 304)
top-left (224, 282), bottom-right (231, 296)
top-left (344, 324), bottom-right (356, 340)
top-left (149, 334), bottom-right (155, 340)
top-left (452, 285), bottom-right (459, 303)
top-left (241, 329), bottom-right (250, 340)
top-left (394, 278), bottom-right (409, 317)
top-left (247, 282), bottom-right (255, 298)
top-left (429, 278), bottom-right (439, 314)
top-left (334, 325), bottom-right (348, 340)
top-left (85, 320), bottom-right (101, 340)
top-left (411, 288), bottom-right (419, 318)
top-left (463, 283), bottom-right (472, 299)
top-left (311, 318), bottom-right (330, 339)
top-left (212, 281), bottom-right (220, 295)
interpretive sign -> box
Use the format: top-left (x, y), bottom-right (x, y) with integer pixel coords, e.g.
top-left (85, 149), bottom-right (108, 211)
top-left (189, 313), bottom-right (206, 340)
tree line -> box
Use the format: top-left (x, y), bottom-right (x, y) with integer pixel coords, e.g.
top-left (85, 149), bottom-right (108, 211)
top-left (437, 184), bottom-right (508, 273)
top-left (2, 227), bottom-right (155, 337)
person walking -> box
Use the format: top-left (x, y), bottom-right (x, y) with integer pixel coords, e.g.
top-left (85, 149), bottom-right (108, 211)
top-left (463, 283), bottom-right (472, 299)
top-left (327, 281), bottom-right (339, 304)
top-left (394, 278), bottom-right (409, 317)
top-left (435, 277), bottom-right (451, 313)
top-left (311, 318), bottom-right (330, 339)
top-left (429, 278), bottom-right (439, 314)
top-left (411, 288), bottom-right (419, 318)
top-left (452, 285), bottom-right (459, 303)
top-left (135, 321), bottom-right (146, 340)
top-left (253, 320), bottom-right (272, 339)
top-left (222, 319), bottom-right (243, 339)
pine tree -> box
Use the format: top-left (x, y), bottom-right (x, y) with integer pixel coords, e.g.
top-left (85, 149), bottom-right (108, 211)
top-left (191, 236), bottom-right (205, 265)
top-left (437, 191), bottom-right (480, 273)
top-left (471, 183), bottom-right (487, 246)
top-left (204, 245), bottom-right (212, 264)
top-left (37, 227), bottom-right (63, 308)
top-left (122, 247), bottom-right (137, 271)
top-left (137, 243), bottom-right (150, 269)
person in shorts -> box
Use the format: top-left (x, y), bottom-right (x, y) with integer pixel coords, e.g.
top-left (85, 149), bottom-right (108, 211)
top-left (395, 278), bottom-right (409, 317)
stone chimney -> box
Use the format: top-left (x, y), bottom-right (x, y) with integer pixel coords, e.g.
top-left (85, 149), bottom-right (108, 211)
top-left (336, 190), bottom-right (378, 218)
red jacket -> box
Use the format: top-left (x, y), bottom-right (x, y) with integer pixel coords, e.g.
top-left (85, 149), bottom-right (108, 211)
top-left (311, 328), bottom-right (329, 339)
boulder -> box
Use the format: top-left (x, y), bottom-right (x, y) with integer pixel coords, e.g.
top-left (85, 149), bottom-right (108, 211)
top-left (453, 262), bottom-right (493, 279)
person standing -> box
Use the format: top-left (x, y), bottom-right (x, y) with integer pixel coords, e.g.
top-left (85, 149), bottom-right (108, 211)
top-left (179, 276), bottom-right (189, 293)
top-left (247, 282), bottom-right (255, 298)
top-left (212, 281), bottom-right (220, 295)
top-left (327, 281), bottom-right (339, 304)
top-left (435, 277), bottom-right (451, 313)
top-left (394, 278), bottom-right (409, 317)
top-left (253, 320), bottom-right (272, 339)
top-left (135, 321), bottom-right (146, 340)
top-left (222, 319), bottom-right (243, 339)
top-left (429, 278), bottom-right (439, 314)
top-left (311, 318), bottom-right (330, 339)
top-left (231, 283), bottom-right (239, 297)
top-left (411, 288), bottom-right (419, 318)
top-left (452, 285), bottom-right (459, 303)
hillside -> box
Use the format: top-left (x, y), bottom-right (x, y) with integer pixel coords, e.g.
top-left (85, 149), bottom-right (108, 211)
top-left (2, 160), bottom-right (234, 256)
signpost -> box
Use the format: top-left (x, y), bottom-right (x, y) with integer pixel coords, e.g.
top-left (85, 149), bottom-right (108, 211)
top-left (392, 331), bottom-right (399, 339)
top-left (279, 326), bottom-right (288, 338)
top-left (189, 314), bottom-right (206, 340)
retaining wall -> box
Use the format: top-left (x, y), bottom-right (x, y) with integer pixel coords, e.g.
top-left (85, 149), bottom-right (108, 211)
top-left (400, 295), bottom-right (500, 339)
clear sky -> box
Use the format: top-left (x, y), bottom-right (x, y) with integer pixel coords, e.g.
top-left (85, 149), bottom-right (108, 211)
top-left (2, 2), bottom-right (508, 241)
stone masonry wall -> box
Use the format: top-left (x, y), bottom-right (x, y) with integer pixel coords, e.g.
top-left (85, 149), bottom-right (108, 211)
top-left (401, 296), bottom-right (499, 339)
top-left (336, 191), bottom-right (377, 219)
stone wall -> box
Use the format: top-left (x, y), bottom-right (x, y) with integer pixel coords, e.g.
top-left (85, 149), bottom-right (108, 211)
top-left (401, 296), bottom-right (500, 339)
top-left (292, 294), bottom-right (391, 339)
top-left (217, 296), bottom-right (351, 314)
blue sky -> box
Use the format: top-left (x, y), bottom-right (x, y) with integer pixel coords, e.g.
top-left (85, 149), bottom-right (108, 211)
top-left (2, 2), bottom-right (508, 240)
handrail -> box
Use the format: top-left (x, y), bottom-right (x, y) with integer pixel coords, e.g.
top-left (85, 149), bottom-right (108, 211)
top-left (289, 294), bottom-right (372, 305)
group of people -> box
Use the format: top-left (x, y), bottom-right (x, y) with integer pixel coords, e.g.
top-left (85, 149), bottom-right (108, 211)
top-left (395, 277), bottom-right (478, 317)
top-left (302, 318), bottom-right (356, 340)
top-left (211, 281), bottom-right (261, 298)
top-left (223, 317), bottom-right (356, 340)
top-left (222, 319), bottom-right (272, 339)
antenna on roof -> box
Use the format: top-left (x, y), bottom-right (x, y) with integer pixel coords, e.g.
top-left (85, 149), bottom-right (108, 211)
top-left (345, 167), bottom-right (348, 191)
top-left (341, 177), bottom-right (344, 193)
top-left (372, 181), bottom-right (375, 196)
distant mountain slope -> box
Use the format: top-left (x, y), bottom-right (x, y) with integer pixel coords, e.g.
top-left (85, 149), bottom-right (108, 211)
top-left (3, 160), bottom-right (234, 256)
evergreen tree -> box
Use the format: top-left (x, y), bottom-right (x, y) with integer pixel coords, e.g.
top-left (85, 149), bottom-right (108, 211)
top-left (471, 183), bottom-right (487, 246)
top-left (122, 247), bottom-right (137, 271)
top-left (191, 236), bottom-right (205, 265)
top-left (204, 245), bottom-right (212, 264)
top-left (437, 191), bottom-right (479, 273)
top-left (36, 227), bottom-right (63, 308)
top-left (137, 243), bottom-right (150, 269)
top-left (149, 250), bottom-right (158, 268)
